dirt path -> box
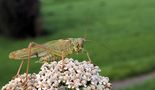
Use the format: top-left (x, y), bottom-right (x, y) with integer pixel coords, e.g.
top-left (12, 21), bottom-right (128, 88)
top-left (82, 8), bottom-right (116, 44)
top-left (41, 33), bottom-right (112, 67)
top-left (111, 71), bottom-right (155, 90)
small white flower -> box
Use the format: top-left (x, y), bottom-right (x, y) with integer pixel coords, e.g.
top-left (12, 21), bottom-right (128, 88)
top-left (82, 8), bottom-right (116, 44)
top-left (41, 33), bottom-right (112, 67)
top-left (2, 58), bottom-right (111, 90)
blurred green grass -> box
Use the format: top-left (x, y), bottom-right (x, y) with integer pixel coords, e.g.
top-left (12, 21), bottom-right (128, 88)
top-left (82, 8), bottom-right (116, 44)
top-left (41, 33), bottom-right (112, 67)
top-left (1, 0), bottom-right (155, 88)
top-left (121, 77), bottom-right (155, 90)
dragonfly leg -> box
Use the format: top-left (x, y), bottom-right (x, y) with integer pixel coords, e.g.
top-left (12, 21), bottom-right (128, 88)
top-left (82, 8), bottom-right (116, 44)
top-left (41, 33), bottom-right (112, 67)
top-left (61, 52), bottom-right (65, 69)
top-left (12, 59), bottom-right (25, 79)
top-left (30, 42), bottom-right (63, 62)
top-left (82, 49), bottom-right (92, 63)
top-left (86, 52), bottom-right (92, 63)
top-left (30, 42), bottom-right (57, 56)
top-left (16, 59), bottom-right (25, 76)
top-left (25, 42), bottom-right (33, 82)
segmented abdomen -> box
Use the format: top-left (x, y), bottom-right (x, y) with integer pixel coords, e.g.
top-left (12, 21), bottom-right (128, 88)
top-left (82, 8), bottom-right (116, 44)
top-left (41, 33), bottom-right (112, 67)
top-left (39, 54), bottom-right (59, 63)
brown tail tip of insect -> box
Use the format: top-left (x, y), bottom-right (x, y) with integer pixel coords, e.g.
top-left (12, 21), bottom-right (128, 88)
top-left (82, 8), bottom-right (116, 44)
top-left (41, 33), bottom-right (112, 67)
top-left (9, 52), bottom-right (17, 59)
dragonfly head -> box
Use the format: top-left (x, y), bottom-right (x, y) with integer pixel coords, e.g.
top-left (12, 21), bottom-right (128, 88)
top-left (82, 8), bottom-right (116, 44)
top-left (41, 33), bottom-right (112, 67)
top-left (69, 38), bottom-right (86, 52)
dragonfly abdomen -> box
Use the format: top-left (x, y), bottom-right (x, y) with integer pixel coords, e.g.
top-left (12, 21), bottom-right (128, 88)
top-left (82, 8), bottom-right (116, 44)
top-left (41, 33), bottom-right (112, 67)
top-left (39, 54), bottom-right (59, 63)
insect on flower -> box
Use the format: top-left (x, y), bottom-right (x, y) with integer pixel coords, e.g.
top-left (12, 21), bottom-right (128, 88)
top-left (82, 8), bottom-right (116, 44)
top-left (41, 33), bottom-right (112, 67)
top-left (9, 38), bottom-right (91, 80)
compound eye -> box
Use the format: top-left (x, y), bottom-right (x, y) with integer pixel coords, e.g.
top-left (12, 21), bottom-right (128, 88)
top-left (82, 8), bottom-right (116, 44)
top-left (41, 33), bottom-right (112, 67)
top-left (79, 41), bottom-right (84, 48)
top-left (77, 44), bottom-right (83, 52)
top-left (77, 44), bottom-right (80, 48)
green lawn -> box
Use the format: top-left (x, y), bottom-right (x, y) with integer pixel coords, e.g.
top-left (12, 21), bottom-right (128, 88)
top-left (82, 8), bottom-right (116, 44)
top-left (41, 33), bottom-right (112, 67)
top-left (121, 77), bottom-right (155, 90)
top-left (1, 0), bottom-right (155, 88)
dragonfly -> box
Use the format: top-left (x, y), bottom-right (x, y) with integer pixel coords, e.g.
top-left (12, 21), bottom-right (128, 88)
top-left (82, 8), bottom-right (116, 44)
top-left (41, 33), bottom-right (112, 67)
top-left (9, 38), bottom-right (91, 80)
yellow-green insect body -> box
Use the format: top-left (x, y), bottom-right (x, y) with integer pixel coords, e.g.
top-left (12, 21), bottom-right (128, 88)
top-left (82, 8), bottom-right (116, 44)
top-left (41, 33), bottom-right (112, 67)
top-left (9, 38), bottom-right (86, 62)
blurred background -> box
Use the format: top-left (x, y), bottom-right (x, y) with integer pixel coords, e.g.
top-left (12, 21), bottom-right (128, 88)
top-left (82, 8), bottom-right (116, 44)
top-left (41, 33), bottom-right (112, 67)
top-left (0, 0), bottom-right (155, 89)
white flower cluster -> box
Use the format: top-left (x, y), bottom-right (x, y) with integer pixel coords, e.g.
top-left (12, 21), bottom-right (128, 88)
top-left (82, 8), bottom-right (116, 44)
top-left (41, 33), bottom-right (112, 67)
top-left (2, 74), bottom-right (37, 90)
top-left (2, 58), bottom-right (111, 90)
